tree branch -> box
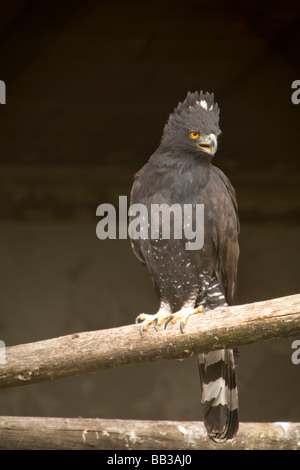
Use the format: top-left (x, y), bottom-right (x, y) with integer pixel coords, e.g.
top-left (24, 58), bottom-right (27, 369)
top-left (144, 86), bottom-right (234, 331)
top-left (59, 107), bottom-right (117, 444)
top-left (0, 293), bottom-right (299, 389)
top-left (0, 416), bottom-right (299, 450)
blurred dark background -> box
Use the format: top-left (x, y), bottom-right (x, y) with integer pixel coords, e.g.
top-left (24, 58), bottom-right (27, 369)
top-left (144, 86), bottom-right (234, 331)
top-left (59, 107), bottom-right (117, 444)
top-left (0, 0), bottom-right (299, 425)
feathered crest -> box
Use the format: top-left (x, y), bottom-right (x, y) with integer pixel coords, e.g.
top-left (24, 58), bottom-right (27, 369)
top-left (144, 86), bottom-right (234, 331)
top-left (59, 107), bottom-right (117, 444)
top-left (162, 90), bottom-right (221, 148)
top-left (175, 91), bottom-right (220, 118)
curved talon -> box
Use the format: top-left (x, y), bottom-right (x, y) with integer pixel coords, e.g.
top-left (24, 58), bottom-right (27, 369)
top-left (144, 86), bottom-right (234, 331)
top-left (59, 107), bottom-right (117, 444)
top-left (139, 324), bottom-right (145, 337)
top-left (164, 314), bottom-right (173, 329)
top-left (136, 306), bottom-right (203, 336)
top-left (136, 310), bottom-right (172, 335)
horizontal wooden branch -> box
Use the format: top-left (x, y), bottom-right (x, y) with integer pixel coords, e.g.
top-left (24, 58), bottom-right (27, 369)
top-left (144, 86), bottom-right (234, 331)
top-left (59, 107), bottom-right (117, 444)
top-left (0, 416), bottom-right (299, 450)
top-left (0, 293), bottom-right (299, 389)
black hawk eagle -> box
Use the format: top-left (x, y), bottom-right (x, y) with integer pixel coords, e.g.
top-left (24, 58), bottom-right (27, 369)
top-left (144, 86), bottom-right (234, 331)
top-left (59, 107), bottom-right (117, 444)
top-left (130, 91), bottom-right (239, 442)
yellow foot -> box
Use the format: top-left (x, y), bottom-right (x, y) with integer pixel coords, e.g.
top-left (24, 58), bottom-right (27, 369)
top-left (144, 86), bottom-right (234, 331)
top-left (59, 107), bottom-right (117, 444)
top-left (136, 308), bottom-right (171, 336)
top-left (165, 306), bottom-right (204, 333)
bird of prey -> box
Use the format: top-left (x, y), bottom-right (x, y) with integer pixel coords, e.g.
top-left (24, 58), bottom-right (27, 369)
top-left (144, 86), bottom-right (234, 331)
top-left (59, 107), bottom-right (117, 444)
top-left (130, 91), bottom-right (239, 442)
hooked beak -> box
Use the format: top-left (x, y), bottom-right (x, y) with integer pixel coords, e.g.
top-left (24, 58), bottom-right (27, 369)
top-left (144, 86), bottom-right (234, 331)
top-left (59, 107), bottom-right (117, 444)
top-left (197, 133), bottom-right (218, 155)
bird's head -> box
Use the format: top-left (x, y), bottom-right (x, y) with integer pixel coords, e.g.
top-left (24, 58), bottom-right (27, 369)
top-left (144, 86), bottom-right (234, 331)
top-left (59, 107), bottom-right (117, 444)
top-left (161, 91), bottom-right (221, 158)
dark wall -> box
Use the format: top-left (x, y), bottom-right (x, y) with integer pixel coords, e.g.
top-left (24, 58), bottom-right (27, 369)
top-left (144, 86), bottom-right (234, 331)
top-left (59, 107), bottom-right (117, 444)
top-left (0, 0), bottom-right (299, 430)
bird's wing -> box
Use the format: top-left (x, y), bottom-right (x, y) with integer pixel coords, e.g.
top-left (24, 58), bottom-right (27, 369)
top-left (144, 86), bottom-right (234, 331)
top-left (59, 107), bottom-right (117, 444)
top-left (211, 165), bottom-right (240, 305)
top-left (129, 173), bottom-right (147, 265)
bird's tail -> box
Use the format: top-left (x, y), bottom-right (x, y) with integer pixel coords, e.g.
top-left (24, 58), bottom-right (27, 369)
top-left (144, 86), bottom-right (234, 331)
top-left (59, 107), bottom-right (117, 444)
top-left (198, 348), bottom-right (239, 442)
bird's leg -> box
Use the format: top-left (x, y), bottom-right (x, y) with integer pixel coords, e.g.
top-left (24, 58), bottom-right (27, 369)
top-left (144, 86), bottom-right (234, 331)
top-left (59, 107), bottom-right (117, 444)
top-left (164, 305), bottom-right (204, 333)
top-left (136, 303), bottom-right (172, 336)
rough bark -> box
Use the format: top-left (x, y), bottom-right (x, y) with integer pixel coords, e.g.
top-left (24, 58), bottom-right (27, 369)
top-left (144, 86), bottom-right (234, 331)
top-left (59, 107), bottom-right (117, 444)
top-left (0, 416), bottom-right (299, 450)
top-left (0, 293), bottom-right (299, 389)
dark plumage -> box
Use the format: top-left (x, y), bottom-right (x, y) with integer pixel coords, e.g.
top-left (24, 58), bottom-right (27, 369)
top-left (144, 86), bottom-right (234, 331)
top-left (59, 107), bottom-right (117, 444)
top-left (130, 91), bottom-right (240, 442)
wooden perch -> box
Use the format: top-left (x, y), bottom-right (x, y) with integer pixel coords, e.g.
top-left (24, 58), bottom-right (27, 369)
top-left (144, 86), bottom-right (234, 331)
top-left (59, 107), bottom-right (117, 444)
top-left (0, 416), bottom-right (299, 450)
top-left (0, 293), bottom-right (300, 389)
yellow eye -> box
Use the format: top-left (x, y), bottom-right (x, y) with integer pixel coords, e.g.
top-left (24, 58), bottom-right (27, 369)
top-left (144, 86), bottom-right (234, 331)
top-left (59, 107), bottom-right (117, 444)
top-left (189, 131), bottom-right (199, 139)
